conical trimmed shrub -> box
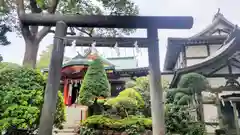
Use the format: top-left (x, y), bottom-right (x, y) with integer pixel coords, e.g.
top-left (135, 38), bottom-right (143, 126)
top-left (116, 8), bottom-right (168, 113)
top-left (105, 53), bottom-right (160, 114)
top-left (78, 58), bottom-right (111, 106)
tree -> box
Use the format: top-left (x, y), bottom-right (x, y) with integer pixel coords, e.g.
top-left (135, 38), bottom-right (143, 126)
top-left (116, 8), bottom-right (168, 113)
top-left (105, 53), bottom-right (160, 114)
top-left (2, 0), bottom-right (139, 68)
top-left (37, 44), bottom-right (70, 69)
top-left (127, 76), bottom-right (169, 117)
top-left (78, 57), bottom-right (111, 115)
top-left (166, 73), bottom-right (210, 124)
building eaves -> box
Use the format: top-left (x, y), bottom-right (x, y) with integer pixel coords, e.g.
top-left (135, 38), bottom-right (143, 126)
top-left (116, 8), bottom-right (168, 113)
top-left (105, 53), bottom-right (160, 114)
top-left (169, 27), bottom-right (240, 88)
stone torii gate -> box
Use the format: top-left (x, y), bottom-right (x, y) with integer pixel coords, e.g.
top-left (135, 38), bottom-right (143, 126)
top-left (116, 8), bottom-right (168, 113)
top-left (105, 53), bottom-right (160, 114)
top-left (18, 13), bottom-right (193, 135)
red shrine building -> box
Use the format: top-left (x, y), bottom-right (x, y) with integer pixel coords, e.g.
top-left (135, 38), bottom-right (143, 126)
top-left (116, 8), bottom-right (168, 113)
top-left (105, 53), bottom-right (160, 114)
top-left (42, 48), bottom-right (149, 106)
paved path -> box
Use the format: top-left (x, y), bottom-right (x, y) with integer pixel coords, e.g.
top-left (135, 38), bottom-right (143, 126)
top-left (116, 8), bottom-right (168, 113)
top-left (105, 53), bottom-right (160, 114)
top-left (54, 106), bottom-right (84, 135)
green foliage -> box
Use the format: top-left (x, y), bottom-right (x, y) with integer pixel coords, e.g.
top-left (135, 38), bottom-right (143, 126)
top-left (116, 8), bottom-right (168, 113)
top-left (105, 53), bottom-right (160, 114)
top-left (118, 88), bottom-right (144, 108)
top-left (0, 67), bottom-right (66, 133)
top-left (4, 0), bottom-right (139, 38)
top-left (0, 67), bottom-right (45, 90)
top-left (105, 97), bottom-right (139, 118)
top-left (178, 72), bottom-right (209, 94)
top-left (78, 58), bottom-right (111, 106)
top-left (37, 45), bottom-right (71, 69)
top-left (0, 62), bottom-right (20, 72)
top-left (165, 72), bottom-right (209, 133)
top-left (165, 88), bottom-right (192, 105)
top-left (80, 115), bottom-right (151, 134)
top-left (104, 88), bottom-right (143, 118)
top-left (166, 73), bottom-right (209, 106)
top-left (80, 113), bottom-right (204, 135)
top-left (126, 76), bottom-right (169, 117)
top-left (0, 24), bottom-right (11, 45)
top-left (165, 104), bottom-right (205, 135)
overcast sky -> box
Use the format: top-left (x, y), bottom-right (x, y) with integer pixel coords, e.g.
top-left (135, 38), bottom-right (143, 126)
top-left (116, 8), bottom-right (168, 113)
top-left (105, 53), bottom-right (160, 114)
top-left (0, 0), bottom-right (240, 69)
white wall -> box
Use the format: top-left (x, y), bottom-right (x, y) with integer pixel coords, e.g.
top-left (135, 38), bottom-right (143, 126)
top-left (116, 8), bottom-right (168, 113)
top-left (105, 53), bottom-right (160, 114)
top-left (108, 57), bottom-right (137, 69)
top-left (186, 59), bottom-right (204, 66)
top-left (209, 45), bottom-right (222, 55)
top-left (174, 52), bottom-right (184, 69)
top-left (162, 74), bottom-right (174, 84)
top-left (185, 45), bottom-right (208, 57)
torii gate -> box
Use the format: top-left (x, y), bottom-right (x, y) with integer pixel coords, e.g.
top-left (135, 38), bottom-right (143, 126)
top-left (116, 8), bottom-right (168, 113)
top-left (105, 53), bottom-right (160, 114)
top-left (18, 13), bottom-right (193, 135)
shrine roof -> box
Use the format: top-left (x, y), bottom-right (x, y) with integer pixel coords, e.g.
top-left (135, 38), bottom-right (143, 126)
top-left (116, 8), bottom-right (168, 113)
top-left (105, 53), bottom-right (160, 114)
top-left (170, 27), bottom-right (240, 88)
top-left (62, 50), bottom-right (115, 68)
top-left (164, 12), bottom-right (235, 71)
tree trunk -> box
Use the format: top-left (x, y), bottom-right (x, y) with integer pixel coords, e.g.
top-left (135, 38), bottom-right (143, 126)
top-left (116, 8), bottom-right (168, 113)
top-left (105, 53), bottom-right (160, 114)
top-left (22, 39), bottom-right (39, 68)
top-left (197, 93), bottom-right (205, 124)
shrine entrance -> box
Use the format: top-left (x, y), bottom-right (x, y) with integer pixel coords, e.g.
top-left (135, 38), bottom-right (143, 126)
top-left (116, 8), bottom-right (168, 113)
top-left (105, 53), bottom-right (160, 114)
top-left (18, 13), bottom-right (193, 135)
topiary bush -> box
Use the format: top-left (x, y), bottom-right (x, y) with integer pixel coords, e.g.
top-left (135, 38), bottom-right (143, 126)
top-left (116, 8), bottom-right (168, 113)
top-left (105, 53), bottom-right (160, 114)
top-left (118, 88), bottom-right (144, 108)
top-left (165, 104), bottom-right (205, 135)
top-left (79, 115), bottom-right (152, 135)
top-left (78, 58), bottom-right (111, 106)
top-left (0, 67), bottom-right (66, 134)
top-left (78, 58), bottom-right (111, 116)
top-left (104, 88), bottom-right (144, 118)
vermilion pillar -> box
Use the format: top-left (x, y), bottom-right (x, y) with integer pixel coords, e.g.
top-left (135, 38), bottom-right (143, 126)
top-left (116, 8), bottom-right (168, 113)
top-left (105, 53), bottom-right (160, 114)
top-left (63, 79), bottom-right (69, 105)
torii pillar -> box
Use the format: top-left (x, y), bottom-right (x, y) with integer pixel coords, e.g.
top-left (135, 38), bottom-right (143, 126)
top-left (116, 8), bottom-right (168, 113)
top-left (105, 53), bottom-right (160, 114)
top-left (147, 27), bottom-right (164, 134)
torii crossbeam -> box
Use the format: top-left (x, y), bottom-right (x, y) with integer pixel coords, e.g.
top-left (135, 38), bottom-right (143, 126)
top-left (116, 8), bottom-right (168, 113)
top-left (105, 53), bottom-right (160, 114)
top-left (19, 13), bottom-right (193, 135)
top-left (65, 36), bottom-right (152, 47)
top-left (19, 13), bottom-right (193, 29)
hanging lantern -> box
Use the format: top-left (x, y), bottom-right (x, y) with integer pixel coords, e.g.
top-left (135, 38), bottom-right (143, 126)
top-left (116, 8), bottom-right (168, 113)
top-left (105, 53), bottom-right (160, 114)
top-left (134, 41), bottom-right (141, 56)
top-left (114, 42), bottom-right (120, 56)
top-left (91, 41), bottom-right (97, 54)
top-left (71, 40), bottom-right (76, 49)
top-left (69, 40), bottom-right (78, 57)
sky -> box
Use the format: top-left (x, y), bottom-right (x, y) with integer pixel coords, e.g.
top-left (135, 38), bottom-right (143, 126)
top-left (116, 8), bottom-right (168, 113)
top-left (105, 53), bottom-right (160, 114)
top-left (1, 0), bottom-right (240, 69)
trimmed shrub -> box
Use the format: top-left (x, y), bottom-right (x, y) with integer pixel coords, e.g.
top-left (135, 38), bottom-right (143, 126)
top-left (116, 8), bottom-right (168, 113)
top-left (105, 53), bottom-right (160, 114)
top-left (80, 115), bottom-right (151, 134)
top-left (104, 88), bottom-right (144, 118)
top-left (78, 58), bottom-right (111, 106)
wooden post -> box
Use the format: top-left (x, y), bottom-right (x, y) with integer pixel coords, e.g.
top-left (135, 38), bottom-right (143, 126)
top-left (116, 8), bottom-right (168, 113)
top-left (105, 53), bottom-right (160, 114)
top-left (147, 27), bottom-right (164, 135)
top-left (63, 80), bottom-right (69, 105)
top-left (215, 93), bottom-right (224, 128)
top-left (38, 21), bottom-right (67, 135)
top-left (232, 102), bottom-right (240, 135)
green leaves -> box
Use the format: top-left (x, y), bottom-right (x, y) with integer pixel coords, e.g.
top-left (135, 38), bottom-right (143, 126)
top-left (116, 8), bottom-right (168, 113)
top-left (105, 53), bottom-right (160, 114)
top-left (104, 88), bottom-right (143, 118)
top-left (178, 72), bottom-right (210, 94)
top-left (0, 66), bottom-right (66, 133)
top-left (78, 58), bottom-right (111, 106)
top-left (36, 0), bottom-right (46, 9)
top-left (165, 104), bottom-right (205, 135)
top-left (80, 115), bottom-right (151, 134)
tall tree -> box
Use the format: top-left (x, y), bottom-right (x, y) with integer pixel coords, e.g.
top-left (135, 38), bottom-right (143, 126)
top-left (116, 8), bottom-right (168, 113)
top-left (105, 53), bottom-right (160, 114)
top-left (2, 0), bottom-right (138, 68)
top-left (37, 44), bottom-right (70, 69)
top-left (78, 57), bottom-right (111, 115)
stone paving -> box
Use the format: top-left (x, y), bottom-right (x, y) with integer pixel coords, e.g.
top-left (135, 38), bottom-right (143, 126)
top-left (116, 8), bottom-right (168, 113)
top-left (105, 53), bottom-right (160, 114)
top-left (54, 106), bottom-right (83, 135)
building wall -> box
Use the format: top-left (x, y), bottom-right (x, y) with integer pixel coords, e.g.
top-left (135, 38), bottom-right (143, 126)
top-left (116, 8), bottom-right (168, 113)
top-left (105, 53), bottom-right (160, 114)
top-left (185, 45), bottom-right (208, 57)
top-left (161, 74), bottom-right (174, 85)
top-left (108, 57), bottom-right (138, 69)
top-left (202, 77), bottom-right (240, 133)
top-left (185, 45), bottom-right (208, 66)
top-left (209, 44), bottom-right (222, 55)
top-left (174, 52), bottom-right (184, 69)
